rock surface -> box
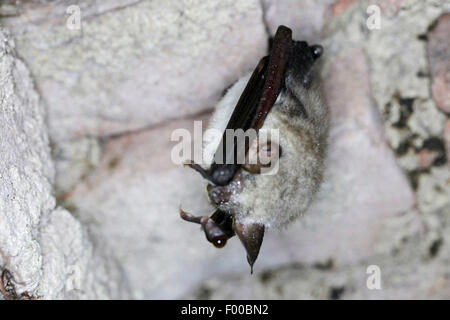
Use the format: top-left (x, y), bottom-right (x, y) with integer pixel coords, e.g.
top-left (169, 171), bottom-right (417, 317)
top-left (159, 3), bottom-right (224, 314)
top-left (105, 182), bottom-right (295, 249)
top-left (1, 0), bottom-right (268, 195)
top-left (1, 0), bottom-right (449, 300)
top-left (1, 0), bottom-right (267, 142)
top-left (62, 19), bottom-right (415, 299)
top-left (0, 28), bottom-right (126, 299)
top-left (261, 0), bottom-right (336, 42)
top-left (0, 27), bottom-right (50, 298)
top-left (428, 13), bottom-right (450, 114)
top-left (186, 0), bottom-right (450, 299)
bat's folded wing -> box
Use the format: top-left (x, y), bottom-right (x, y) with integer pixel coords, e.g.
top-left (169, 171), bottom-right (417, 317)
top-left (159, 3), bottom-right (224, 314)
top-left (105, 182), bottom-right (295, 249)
top-left (190, 26), bottom-right (293, 186)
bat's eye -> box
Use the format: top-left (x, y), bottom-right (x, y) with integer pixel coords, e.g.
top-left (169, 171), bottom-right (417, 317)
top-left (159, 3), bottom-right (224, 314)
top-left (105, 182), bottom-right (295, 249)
top-left (311, 45), bottom-right (323, 60)
top-left (212, 235), bottom-right (227, 248)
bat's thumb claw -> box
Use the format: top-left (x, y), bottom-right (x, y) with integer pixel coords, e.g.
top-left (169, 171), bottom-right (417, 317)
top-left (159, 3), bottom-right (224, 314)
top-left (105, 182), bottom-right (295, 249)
top-left (182, 160), bottom-right (194, 168)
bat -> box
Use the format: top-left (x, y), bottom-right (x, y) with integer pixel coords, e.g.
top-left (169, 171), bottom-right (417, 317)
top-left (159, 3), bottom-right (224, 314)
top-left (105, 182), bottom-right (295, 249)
top-left (181, 25), bottom-right (329, 273)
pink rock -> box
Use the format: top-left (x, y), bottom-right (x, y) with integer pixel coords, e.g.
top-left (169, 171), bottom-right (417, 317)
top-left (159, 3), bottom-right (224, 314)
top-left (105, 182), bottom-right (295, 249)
top-left (3, 0), bottom-right (268, 142)
top-left (326, 0), bottom-right (358, 18)
top-left (427, 13), bottom-right (450, 114)
top-left (294, 48), bottom-right (416, 264)
top-left (376, 0), bottom-right (406, 16)
top-left (444, 119), bottom-right (450, 162)
top-left (418, 149), bottom-right (440, 169)
top-left (431, 73), bottom-right (450, 114)
top-left (262, 0), bottom-right (336, 42)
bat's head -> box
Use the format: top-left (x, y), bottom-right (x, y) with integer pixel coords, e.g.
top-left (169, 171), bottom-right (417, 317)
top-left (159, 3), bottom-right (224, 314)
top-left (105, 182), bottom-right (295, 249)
top-left (286, 41), bottom-right (323, 88)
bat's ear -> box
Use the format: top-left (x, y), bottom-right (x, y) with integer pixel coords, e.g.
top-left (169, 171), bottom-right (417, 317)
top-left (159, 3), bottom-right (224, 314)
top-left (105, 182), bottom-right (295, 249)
top-left (310, 45), bottom-right (323, 60)
top-left (233, 218), bottom-right (265, 274)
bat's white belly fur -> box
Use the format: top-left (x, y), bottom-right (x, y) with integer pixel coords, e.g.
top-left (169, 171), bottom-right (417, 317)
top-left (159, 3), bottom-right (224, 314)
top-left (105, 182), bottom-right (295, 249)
top-left (202, 73), bottom-right (328, 229)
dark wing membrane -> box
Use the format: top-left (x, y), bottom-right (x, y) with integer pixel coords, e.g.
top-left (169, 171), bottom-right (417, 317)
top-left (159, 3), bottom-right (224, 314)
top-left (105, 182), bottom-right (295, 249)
top-left (224, 56), bottom-right (269, 133)
top-left (186, 56), bottom-right (269, 186)
top-left (250, 26), bottom-right (292, 130)
top-left (210, 56), bottom-right (268, 171)
top-left (208, 26), bottom-right (293, 185)
top-left (189, 26), bottom-right (293, 186)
